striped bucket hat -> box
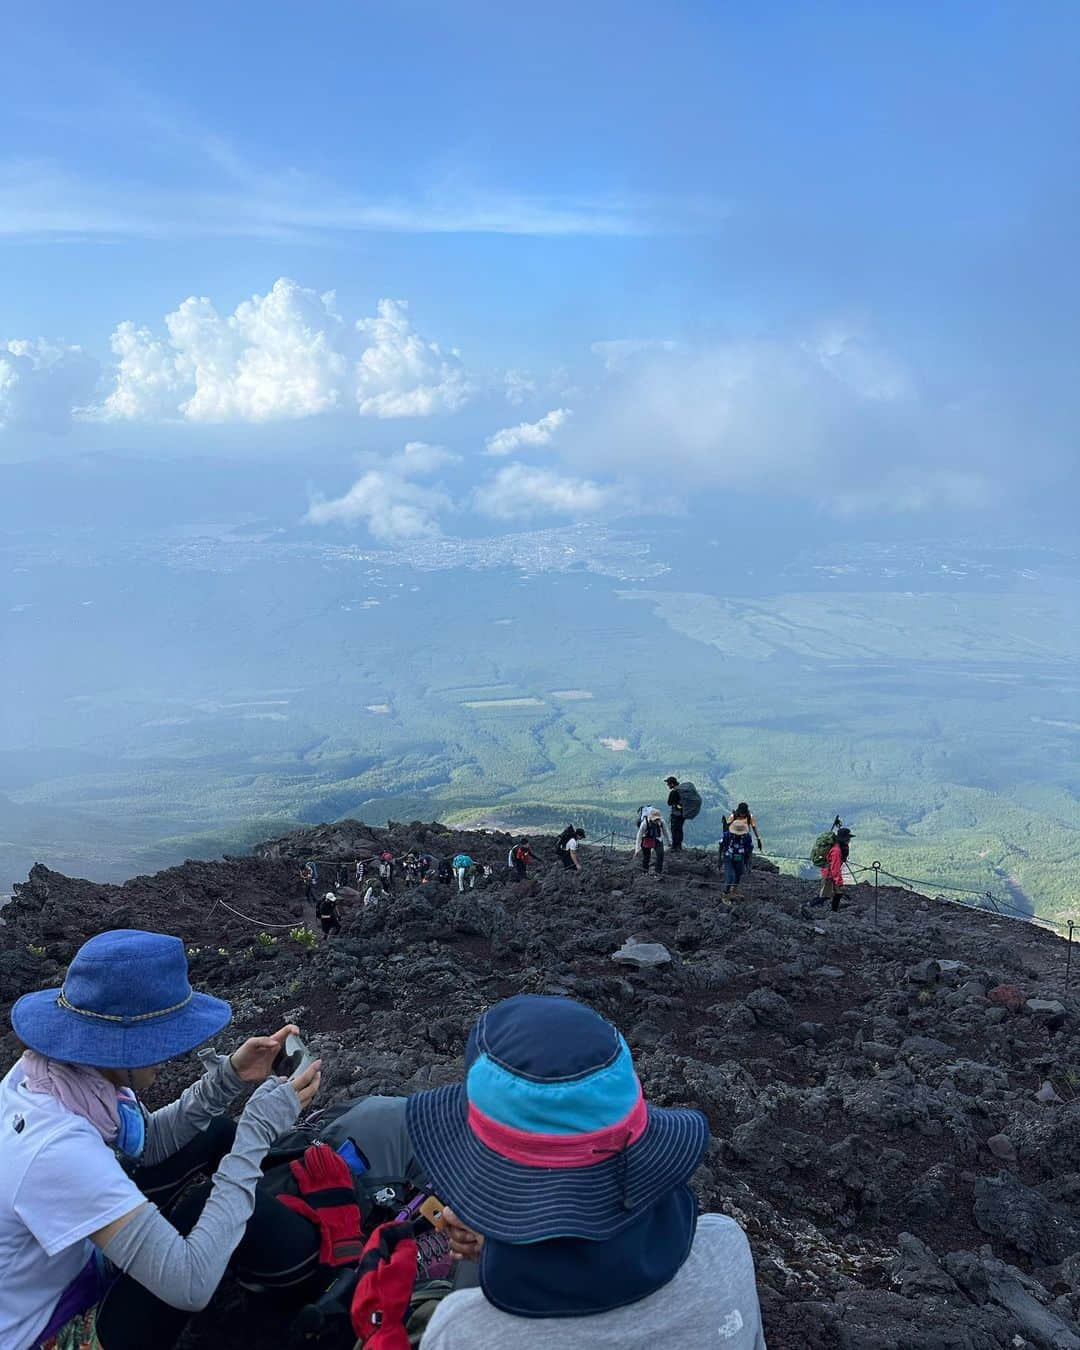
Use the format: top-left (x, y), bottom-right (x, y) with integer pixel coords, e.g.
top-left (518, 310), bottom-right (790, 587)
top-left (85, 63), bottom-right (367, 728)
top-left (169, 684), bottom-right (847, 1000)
top-left (406, 994), bottom-right (709, 1243)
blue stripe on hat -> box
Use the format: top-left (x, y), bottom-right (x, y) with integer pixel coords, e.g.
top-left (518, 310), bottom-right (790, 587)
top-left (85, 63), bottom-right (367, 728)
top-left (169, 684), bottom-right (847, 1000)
top-left (466, 1036), bottom-right (640, 1134)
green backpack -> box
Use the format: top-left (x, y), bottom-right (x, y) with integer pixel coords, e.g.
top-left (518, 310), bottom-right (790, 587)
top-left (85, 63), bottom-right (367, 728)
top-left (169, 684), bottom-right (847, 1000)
top-left (810, 831), bottom-right (836, 868)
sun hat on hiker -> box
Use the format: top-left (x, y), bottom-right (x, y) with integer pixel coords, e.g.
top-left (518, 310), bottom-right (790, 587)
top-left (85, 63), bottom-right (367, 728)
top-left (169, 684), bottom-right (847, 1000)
top-left (728, 819), bottom-right (751, 837)
top-left (11, 929), bottom-right (232, 1069)
top-left (406, 994), bottom-right (709, 1244)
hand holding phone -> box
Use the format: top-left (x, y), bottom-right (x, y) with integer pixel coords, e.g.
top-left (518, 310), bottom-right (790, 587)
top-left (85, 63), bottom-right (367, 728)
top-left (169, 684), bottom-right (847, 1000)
top-left (273, 1030), bottom-right (317, 1078)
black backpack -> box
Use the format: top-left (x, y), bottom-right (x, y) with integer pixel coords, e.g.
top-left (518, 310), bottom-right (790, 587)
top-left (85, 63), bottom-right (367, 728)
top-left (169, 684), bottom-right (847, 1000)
top-left (557, 825), bottom-right (575, 852)
top-left (316, 896), bottom-right (336, 920)
top-left (678, 782), bottom-right (702, 820)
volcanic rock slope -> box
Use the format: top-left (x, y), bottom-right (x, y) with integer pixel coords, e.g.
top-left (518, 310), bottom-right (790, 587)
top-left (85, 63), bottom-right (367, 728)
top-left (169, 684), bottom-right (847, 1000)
top-left (3, 820), bottom-right (1080, 1349)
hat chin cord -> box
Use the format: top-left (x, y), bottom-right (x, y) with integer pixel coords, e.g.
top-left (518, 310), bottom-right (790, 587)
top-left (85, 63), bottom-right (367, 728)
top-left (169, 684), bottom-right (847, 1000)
top-left (591, 1129), bottom-right (635, 1212)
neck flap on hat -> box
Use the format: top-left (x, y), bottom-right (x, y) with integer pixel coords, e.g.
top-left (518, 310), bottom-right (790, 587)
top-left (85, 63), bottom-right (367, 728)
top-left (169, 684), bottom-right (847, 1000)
top-left (478, 1184), bottom-right (697, 1318)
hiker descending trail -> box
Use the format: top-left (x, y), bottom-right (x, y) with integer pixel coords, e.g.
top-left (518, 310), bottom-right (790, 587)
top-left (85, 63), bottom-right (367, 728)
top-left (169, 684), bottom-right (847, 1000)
top-left (316, 891), bottom-right (342, 938)
top-left (452, 853), bottom-right (478, 892)
top-left (635, 809), bottom-right (670, 875)
top-left (509, 839), bottom-right (534, 881)
top-left (807, 820), bottom-right (853, 914)
top-left (555, 825), bottom-right (586, 871)
top-left (665, 777), bottom-right (702, 851)
top-left (720, 819), bottom-right (753, 898)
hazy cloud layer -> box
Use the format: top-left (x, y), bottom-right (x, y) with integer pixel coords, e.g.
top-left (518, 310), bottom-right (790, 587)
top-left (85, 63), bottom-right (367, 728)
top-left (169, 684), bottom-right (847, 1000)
top-left (567, 325), bottom-right (1004, 513)
top-left (97, 281), bottom-right (469, 424)
top-left (484, 408), bottom-right (571, 456)
top-left (474, 462), bottom-right (623, 520)
top-left (304, 441), bottom-right (458, 541)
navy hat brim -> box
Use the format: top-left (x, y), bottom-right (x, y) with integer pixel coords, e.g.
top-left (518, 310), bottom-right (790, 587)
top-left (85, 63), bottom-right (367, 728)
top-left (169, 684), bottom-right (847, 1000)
top-left (11, 986), bottom-right (232, 1068)
top-left (406, 1084), bottom-right (709, 1244)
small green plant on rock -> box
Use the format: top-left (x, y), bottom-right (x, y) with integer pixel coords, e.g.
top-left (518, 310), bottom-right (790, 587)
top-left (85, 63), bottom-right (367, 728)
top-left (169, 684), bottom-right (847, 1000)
top-left (26, 944), bottom-right (46, 957)
top-left (290, 925), bottom-right (317, 948)
top-left (256, 932), bottom-right (278, 947)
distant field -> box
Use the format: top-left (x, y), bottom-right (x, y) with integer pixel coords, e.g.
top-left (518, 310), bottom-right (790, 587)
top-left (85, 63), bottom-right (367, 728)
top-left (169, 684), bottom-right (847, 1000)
top-left (3, 540), bottom-right (1079, 927)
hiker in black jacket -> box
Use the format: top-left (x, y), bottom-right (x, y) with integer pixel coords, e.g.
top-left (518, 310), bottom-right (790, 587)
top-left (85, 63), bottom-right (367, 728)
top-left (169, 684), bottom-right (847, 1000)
top-left (556, 825), bottom-right (586, 871)
top-left (665, 777), bottom-right (685, 851)
top-left (316, 892), bottom-right (341, 939)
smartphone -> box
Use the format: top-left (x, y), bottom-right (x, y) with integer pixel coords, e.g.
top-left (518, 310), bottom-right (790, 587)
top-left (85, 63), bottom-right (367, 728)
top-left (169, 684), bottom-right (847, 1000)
top-left (335, 1139), bottom-right (370, 1175)
top-left (273, 1031), bottom-right (317, 1078)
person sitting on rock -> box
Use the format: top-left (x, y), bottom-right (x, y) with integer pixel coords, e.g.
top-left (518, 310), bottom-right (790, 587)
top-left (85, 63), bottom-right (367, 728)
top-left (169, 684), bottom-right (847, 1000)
top-left (0, 929), bottom-right (321, 1350)
top-left (316, 891), bottom-right (342, 938)
top-left (634, 809), bottom-right (670, 875)
top-left (405, 993), bottom-right (766, 1348)
top-left (452, 853), bottom-right (478, 892)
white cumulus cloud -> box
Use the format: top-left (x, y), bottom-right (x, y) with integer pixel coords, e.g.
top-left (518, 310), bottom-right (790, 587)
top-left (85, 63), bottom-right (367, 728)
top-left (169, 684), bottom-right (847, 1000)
top-left (304, 440), bottom-right (458, 542)
top-left (355, 299), bottom-right (470, 418)
top-left (474, 463), bottom-right (623, 521)
top-left (484, 407), bottom-right (572, 457)
top-left (0, 339), bottom-right (99, 433)
top-left (96, 281), bottom-right (471, 424)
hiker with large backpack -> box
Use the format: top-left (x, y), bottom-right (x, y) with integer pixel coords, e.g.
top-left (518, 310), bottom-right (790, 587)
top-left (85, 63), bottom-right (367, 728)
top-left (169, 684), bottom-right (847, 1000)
top-left (808, 820), bottom-right (853, 914)
top-left (815, 820), bottom-right (858, 918)
top-left (0, 930), bottom-right (321, 1350)
top-left (665, 777), bottom-right (702, 851)
top-left (556, 825), bottom-right (586, 871)
top-left (635, 809), bottom-right (670, 875)
top-left (405, 994), bottom-right (767, 1349)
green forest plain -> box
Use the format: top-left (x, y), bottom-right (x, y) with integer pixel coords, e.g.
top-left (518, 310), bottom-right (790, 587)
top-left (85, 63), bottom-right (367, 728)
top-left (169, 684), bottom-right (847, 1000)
top-left (4, 533), bottom-right (1080, 930)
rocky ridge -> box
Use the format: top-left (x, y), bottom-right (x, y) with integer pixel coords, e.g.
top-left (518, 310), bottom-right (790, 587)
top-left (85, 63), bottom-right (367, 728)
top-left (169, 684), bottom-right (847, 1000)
top-left (2, 819), bottom-right (1079, 1349)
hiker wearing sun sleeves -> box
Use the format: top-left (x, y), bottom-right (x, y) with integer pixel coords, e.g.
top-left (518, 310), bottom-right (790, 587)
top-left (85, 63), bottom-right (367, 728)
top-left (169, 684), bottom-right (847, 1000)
top-left (0, 929), bottom-right (321, 1350)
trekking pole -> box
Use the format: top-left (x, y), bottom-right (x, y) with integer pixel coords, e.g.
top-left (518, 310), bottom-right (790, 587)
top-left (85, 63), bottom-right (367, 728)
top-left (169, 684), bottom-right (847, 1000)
top-left (1067, 921), bottom-right (1075, 995)
top-left (872, 861), bottom-right (881, 929)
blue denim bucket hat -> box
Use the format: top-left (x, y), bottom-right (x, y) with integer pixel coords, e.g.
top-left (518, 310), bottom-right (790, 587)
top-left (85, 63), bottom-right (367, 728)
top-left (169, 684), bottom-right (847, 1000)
top-left (11, 929), bottom-right (232, 1068)
top-left (406, 994), bottom-right (709, 1244)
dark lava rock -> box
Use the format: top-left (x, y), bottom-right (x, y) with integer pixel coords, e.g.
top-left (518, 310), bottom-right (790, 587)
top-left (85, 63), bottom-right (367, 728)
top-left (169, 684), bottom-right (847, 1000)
top-left (2, 819), bottom-right (1078, 1350)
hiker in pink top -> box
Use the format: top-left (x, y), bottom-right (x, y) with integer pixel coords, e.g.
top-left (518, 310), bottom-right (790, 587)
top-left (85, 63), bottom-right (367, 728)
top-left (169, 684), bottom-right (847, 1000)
top-left (819, 826), bottom-right (852, 912)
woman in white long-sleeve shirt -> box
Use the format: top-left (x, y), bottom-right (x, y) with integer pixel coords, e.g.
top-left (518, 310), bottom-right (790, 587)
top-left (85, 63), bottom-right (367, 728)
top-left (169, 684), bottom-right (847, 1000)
top-left (0, 928), bottom-right (321, 1350)
top-left (634, 808), bottom-right (672, 875)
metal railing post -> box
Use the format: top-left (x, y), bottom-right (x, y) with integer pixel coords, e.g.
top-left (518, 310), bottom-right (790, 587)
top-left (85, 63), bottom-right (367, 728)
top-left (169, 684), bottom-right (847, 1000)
top-left (872, 861), bottom-right (881, 928)
top-left (1067, 921), bottom-right (1075, 994)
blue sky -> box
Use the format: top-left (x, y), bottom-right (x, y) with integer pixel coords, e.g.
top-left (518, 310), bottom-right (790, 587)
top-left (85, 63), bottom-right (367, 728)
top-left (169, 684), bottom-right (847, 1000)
top-left (1, 1), bottom-right (1077, 533)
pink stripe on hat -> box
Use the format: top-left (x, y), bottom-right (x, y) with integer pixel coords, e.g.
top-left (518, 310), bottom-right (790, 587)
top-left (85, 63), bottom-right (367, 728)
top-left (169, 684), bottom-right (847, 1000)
top-left (467, 1089), bottom-right (648, 1168)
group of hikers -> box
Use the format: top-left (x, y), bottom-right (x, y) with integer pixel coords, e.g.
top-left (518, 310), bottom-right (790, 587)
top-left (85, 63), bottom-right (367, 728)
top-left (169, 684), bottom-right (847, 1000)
top-left (301, 781), bottom-right (859, 941)
top-left (1, 929), bottom-right (767, 1349)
